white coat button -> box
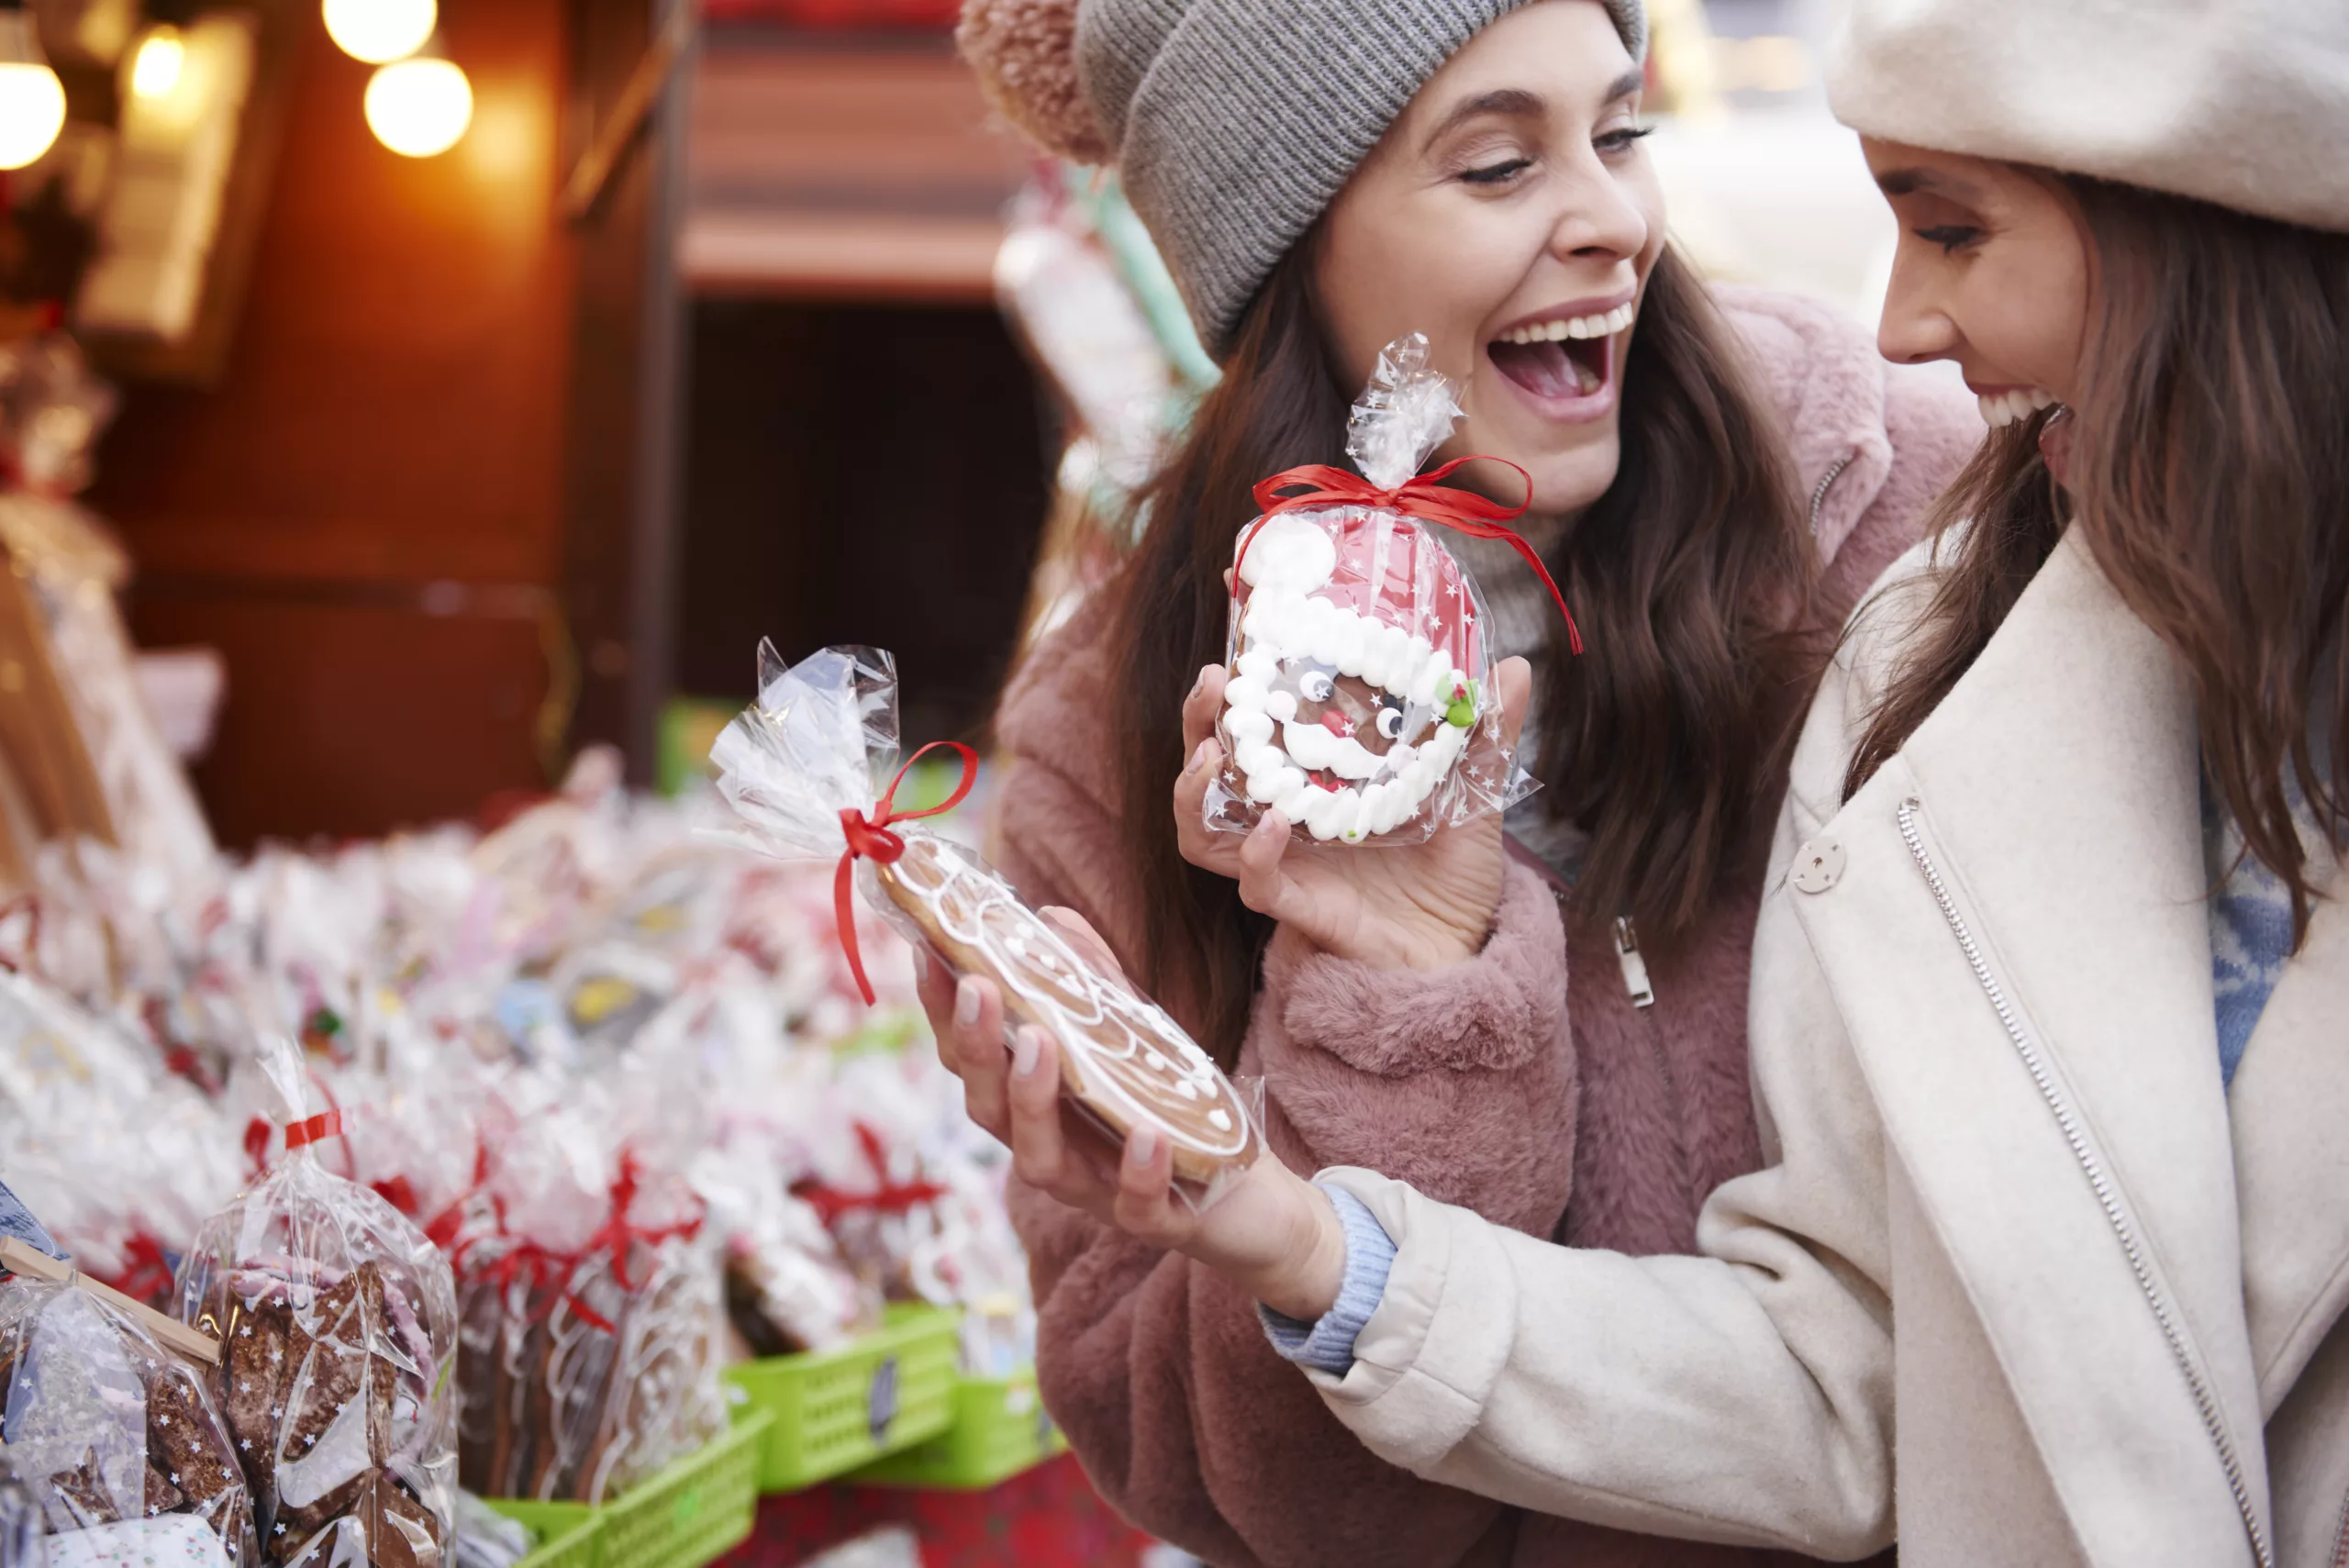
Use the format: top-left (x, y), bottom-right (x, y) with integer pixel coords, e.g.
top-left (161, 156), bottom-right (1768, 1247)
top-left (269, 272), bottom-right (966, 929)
top-left (1791, 837), bottom-right (1845, 894)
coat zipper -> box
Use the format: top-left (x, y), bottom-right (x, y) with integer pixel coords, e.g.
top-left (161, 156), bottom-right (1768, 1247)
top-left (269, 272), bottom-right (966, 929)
top-left (1897, 796), bottom-right (2274, 1568)
top-left (1613, 916), bottom-right (1655, 1008)
top-left (1808, 452), bottom-right (1856, 538)
top-left (2330, 1485), bottom-right (2349, 1568)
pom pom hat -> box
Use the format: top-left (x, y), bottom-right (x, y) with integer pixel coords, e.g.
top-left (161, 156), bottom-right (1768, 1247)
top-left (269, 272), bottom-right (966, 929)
top-left (960, 0), bottom-right (1648, 358)
top-left (1825, 0), bottom-right (2349, 234)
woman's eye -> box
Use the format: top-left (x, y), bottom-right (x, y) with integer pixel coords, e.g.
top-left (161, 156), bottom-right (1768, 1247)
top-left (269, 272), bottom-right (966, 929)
top-left (1594, 125), bottom-right (1653, 156)
top-left (1375, 704), bottom-right (1405, 740)
top-left (1915, 224), bottom-right (1985, 254)
top-left (1459, 157), bottom-right (1532, 186)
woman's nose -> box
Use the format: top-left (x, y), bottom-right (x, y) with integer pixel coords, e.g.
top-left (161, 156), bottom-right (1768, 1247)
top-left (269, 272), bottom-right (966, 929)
top-left (1545, 167), bottom-right (1650, 264)
top-left (1876, 263), bottom-right (1961, 365)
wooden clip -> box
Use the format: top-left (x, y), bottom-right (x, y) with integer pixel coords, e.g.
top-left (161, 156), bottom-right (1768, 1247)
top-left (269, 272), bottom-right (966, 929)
top-left (0, 1238), bottom-right (221, 1366)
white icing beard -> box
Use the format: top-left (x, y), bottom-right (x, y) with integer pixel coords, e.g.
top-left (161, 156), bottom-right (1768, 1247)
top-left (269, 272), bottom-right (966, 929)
top-left (1225, 515), bottom-right (1473, 843)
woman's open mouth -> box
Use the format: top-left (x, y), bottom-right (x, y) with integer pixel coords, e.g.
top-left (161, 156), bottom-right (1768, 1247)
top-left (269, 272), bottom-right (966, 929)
top-left (1487, 301), bottom-right (1634, 417)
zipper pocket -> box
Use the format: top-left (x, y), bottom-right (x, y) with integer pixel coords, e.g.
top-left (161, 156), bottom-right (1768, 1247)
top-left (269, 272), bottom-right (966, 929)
top-left (1897, 795), bottom-right (2273, 1568)
top-left (1808, 452), bottom-right (1855, 538)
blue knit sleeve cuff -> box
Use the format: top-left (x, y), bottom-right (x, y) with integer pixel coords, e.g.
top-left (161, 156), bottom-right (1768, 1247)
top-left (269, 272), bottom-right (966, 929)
top-left (1258, 1185), bottom-right (1397, 1375)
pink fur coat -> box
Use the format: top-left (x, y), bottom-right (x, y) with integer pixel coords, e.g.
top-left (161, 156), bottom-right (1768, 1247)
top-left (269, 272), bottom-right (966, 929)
top-left (987, 288), bottom-right (1980, 1568)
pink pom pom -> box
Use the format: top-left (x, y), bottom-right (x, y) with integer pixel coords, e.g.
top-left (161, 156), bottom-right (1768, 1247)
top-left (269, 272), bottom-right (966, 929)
top-left (956, 0), bottom-right (1110, 164)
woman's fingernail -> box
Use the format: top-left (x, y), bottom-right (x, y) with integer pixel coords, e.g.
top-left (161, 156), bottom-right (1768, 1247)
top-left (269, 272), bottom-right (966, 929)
top-left (954, 979), bottom-right (981, 1029)
top-left (1193, 663), bottom-right (1218, 698)
top-left (1011, 1029), bottom-right (1041, 1077)
top-left (1190, 740), bottom-right (1214, 773)
top-left (1127, 1122), bottom-right (1161, 1166)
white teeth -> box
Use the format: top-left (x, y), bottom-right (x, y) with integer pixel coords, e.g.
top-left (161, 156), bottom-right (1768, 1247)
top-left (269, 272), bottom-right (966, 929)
top-left (1498, 302), bottom-right (1637, 349)
top-left (1975, 387), bottom-right (2056, 428)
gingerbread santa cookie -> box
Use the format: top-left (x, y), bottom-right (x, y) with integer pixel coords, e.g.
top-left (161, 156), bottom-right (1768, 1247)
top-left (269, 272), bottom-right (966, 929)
top-left (711, 644), bottom-right (1263, 1206)
top-left (1208, 333), bottom-right (1575, 847)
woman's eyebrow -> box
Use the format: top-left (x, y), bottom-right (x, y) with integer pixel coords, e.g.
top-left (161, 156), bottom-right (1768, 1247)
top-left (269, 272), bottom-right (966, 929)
top-left (1416, 68), bottom-right (1643, 155)
top-left (1876, 166), bottom-right (1985, 202)
top-left (1418, 87), bottom-right (1544, 151)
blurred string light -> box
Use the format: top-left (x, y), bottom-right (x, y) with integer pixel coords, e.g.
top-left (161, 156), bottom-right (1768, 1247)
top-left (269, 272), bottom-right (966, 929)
top-left (0, 6), bottom-right (64, 171)
top-left (364, 55), bottom-right (470, 157)
top-left (323, 0), bottom-right (437, 64)
top-left (128, 25), bottom-right (185, 100)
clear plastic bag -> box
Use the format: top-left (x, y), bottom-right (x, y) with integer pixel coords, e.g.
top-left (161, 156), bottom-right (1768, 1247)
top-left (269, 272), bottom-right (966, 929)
top-left (708, 644), bottom-right (1263, 1212)
top-left (175, 1045), bottom-right (457, 1568)
top-left (0, 1274), bottom-right (257, 1566)
top-left (1208, 335), bottom-right (1549, 846)
top-left (449, 1084), bottom-right (725, 1507)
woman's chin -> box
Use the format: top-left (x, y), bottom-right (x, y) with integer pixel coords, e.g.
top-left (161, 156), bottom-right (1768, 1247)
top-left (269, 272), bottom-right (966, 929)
top-left (1453, 435), bottom-right (1620, 522)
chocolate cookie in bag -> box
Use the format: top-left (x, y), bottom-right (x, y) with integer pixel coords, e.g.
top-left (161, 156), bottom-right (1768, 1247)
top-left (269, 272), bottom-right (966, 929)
top-left (177, 1046), bottom-right (456, 1568)
top-left (1210, 333), bottom-right (1575, 845)
top-left (0, 1275), bottom-right (256, 1565)
top-left (709, 645), bottom-right (1262, 1210)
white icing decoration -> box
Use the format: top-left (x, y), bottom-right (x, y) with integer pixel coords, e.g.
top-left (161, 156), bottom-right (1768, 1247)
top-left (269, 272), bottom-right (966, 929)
top-left (889, 837), bottom-right (1253, 1160)
top-left (1265, 690), bottom-right (1297, 723)
top-left (1238, 516), bottom-right (1340, 592)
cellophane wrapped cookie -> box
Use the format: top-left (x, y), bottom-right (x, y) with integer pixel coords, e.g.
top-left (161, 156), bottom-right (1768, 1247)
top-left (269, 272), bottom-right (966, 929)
top-left (0, 1274), bottom-right (257, 1568)
top-left (447, 1084), bottom-right (725, 1507)
top-left (175, 1046), bottom-right (457, 1568)
top-left (709, 644), bottom-right (1262, 1212)
top-left (1209, 334), bottom-right (1541, 846)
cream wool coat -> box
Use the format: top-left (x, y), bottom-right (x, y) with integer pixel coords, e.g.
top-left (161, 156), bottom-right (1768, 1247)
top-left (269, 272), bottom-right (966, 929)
top-left (1306, 528), bottom-right (2349, 1567)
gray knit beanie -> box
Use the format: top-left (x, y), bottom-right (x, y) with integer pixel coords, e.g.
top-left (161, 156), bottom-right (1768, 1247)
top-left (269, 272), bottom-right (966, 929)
top-left (1063, 0), bottom-right (1648, 357)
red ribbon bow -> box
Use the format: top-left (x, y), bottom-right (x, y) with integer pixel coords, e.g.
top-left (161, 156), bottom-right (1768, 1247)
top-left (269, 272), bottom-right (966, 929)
top-left (1245, 455), bottom-right (1582, 654)
top-left (833, 740), bottom-right (978, 1006)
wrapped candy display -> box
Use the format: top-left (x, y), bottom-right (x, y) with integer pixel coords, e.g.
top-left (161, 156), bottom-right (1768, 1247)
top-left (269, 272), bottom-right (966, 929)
top-left (176, 1046), bottom-right (457, 1568)
top-left (1208, 333), bottom-right (1573, 845)
top-left (711, 643), bottom-right (1263, 1211)
top-left (0, 1273), bottom-right (257, 1568)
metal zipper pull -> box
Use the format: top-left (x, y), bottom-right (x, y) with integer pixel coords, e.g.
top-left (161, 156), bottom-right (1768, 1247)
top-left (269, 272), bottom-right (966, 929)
top-left (1613, 916), bottom-right (1654, 1009)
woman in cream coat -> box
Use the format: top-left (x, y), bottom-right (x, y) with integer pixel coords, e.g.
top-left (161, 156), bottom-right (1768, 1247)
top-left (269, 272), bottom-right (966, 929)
top-left (941, 0), bottom-right (2349, 1563)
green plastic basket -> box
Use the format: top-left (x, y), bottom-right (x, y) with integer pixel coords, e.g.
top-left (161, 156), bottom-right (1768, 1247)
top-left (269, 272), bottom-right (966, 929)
top-left (599, 1411), bottom-right (772, 1568)
top-left (481, 1412), bottom-right (772, 1568)
top-left (723, 1305), bottom-right (960, 1492)
top-left (484, 1500), bottom-right (600, 1568)
top-left (850, 1368), bottom-right (1069, 1490)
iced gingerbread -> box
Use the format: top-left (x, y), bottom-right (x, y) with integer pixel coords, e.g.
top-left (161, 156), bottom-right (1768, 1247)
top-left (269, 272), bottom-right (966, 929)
top-left (1209, 333), bottom-right (1575, 846)
top-left (711, 645), bottom-right (1261, 1207)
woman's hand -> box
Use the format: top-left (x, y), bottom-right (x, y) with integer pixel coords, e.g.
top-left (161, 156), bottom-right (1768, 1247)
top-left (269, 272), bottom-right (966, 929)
top-left (1173, 656), bottom-right (1533, 970)
top-left (916, 929), bottom-right (1350, 1321)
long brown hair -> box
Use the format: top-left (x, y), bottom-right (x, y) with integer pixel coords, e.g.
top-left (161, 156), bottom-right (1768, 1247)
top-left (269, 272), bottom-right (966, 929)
top-left (1100, 239), bottom-right (1817, 1058)
top-left (1846, 176), bottom-right (2349, 943)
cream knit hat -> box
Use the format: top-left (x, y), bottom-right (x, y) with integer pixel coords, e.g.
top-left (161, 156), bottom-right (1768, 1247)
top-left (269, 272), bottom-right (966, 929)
top-left (1825, 0), bottom-right (2349, 233)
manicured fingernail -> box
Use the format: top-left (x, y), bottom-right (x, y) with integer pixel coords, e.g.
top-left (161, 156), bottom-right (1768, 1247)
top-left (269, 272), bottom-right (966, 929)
top-left (1194, 663), bottom-right (1219, 697)
top-left (1190, 740), bottom-right (1214, 773)
top-left (1126, 1122), bottom-right (1161, 1166)
top-left (1010, 1029), bottom-right (1041, 1077)
top-left (954, 979), bottom-right (981, 1028)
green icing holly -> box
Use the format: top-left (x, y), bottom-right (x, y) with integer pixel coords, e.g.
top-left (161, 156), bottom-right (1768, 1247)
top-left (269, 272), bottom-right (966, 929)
top-left (1443, 678), bottom-right (1478, 728)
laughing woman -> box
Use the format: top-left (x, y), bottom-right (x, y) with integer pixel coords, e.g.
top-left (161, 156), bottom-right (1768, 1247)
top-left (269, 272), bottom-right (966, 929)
top-left (959, 1), bottom-right (2349, 1564)
top-left (930, 1), bottom-right (1974, 1565)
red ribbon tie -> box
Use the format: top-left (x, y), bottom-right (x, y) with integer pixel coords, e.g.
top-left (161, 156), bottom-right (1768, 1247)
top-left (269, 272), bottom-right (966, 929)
top-left (1245, 456), bottom-right (1582, 654)
top-left (284, 1109), bottom-right (345, 1151)
top-left (833, 740), bottom-right (978, 1006)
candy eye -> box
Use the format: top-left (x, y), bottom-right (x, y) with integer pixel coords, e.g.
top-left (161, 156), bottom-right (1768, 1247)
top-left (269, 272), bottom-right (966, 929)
top-left (1375, 702), bottom-right (1405, 740)
top-left (1297, 669), bottom-right (1335, 703)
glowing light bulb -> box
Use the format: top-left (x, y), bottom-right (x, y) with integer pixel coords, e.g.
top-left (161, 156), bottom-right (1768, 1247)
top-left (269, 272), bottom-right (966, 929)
top-left (0, 12), bottom-right (62, 172)
top-left (129, 27), bottom-right (184, 100)
top-left (323, 0), bottom-right (436, 65)
top-left (364, 56), bottom-right (469, 157)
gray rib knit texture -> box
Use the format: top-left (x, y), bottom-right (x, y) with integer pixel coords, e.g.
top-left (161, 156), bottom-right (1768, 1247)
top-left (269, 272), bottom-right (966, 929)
top-left (1075, 0), bottom-right (1648, 358)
